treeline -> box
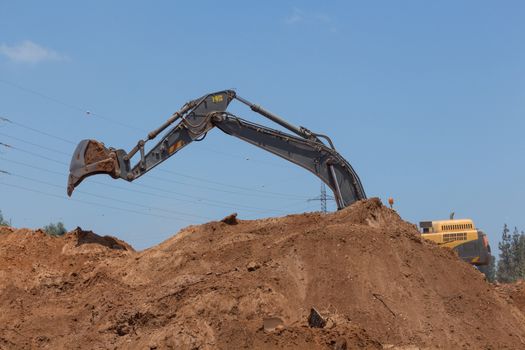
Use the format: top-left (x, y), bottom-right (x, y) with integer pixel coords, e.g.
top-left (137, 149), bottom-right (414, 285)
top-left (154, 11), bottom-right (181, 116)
top-left (0, 210), bottom-right (10, 226)
top-left (0, 210), bottom-right (66, 236)
top-left (495, 224), bottom-right (525, 283)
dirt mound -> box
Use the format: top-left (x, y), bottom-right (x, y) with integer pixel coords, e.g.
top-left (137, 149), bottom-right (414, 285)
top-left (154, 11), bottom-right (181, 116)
top-left (495, 280), bottom-right (525, 315)
top-left (1, 199), bottom-right (525, 349)
top-left (62, 227), bottom-right (134, 255)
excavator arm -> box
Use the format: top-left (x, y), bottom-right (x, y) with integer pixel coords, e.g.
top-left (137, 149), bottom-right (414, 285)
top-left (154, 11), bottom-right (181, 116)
top-left (67, 90), bottom-right (366, 209)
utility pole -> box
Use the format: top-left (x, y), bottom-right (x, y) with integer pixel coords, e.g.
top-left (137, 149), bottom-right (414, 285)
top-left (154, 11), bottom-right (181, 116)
top-left (308, 183), bottom-right (334, 213)
top-left (320, 184), bottom-right (327, 213)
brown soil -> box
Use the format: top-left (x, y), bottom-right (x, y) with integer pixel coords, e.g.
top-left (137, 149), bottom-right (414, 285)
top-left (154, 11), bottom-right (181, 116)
top-left (1, 198), bottom-right (525, 349)
top-left (495, 280), bottom-right (525, 316)
top-left (84, 140), bottom-right (110, 164)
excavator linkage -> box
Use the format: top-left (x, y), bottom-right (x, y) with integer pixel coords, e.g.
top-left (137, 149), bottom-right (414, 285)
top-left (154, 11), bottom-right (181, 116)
top-left (67, 90), bottom-right (367, 209)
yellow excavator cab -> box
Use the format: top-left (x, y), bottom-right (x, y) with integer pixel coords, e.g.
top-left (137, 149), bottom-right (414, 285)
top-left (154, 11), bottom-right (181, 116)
top-left (419, 219), bottom-right (491, 266)
top-left (420, 219), bottom-right (475, 234)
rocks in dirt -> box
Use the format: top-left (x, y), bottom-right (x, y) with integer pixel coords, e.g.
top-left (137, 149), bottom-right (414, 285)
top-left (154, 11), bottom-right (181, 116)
top-left (308, 307), bottom-right (327, 328)
top-left (221, 213), bottom-right (238, 225)
top-left (246, 261), bottom-right (261, 272)
top-left (331, 337), bottom-right (347, 350)
top-left (263, 317), bottom-right (284, 333)
top-left (69, 227), bottom-right (133, 250)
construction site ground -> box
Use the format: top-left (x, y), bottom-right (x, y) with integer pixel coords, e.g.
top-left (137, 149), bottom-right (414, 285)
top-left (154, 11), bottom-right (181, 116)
top-left (1, 198), bottom-right (525, 349)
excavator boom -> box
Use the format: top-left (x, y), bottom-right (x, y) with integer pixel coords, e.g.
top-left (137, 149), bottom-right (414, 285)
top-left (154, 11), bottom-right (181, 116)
top-left (67, 90), bottom-right (366, 209)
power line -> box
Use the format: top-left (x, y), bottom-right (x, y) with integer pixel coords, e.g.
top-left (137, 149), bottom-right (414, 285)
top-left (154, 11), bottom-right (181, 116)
top-left (0, 181), bottom-right (187, 222)
top-left (0, 79), bottom-right (87, 114)
top-left (147, 174), bottom-right (307, 202)
top-left (0, 79), bottom-right (144, 132)
top-left (0, 127), bottom-right (310, 200)
top-left (0, 156), bottom-right (297, 215)
top-left (0, 81), bottom-right (298, 168)
top-left (196, 143), bottom-right (291, 169)
top-left (0, 131), bottom-right (72, 156)
top-left (0, 116), bottom-right (76, 145)
top-left (2, 112), bottom-right (289, 170)
top-left (0, 157), bottom-right (68, 176)
top-left (133, 179), bottom-right (302, 214)
top-left (157, 168), bottom-right (309, 199)
top-left (0, 137), bottom-right (309, 205)
top-left (0, 148), bottom-right (293, 213)
top-left (0, 78), bottom-right (321, 209)
top-left (0, 142), bottom-right (69, 166)
top-left (0, 145), bottom-right (306, 214)
top-left (0, 82), bottom-right (328, 226)
top-left (0, 168), bottom-right (212, 221)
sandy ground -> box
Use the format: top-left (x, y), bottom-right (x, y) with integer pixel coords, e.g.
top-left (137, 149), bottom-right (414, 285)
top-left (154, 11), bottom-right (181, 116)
top-left (1, 198), bottom-right (525, 349)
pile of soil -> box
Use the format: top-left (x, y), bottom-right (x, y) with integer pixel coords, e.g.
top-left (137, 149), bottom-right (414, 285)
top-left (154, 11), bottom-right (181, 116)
top-left (1, 198), bottom-right (525, 349)
top-left (496, 280), bottom-right (525, 316)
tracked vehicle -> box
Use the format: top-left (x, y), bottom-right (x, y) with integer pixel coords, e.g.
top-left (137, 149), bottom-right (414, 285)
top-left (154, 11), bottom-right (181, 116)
top-left (419, 219), bottom-right (491, 266)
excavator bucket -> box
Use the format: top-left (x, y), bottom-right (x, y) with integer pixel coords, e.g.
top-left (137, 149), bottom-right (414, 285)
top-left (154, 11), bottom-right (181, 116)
top-left (67, 139), bottom-right (120, 196)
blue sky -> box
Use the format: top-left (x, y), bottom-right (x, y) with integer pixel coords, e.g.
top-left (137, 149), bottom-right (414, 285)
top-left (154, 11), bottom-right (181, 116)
top-left (0, 1), bottom-right (524, 250)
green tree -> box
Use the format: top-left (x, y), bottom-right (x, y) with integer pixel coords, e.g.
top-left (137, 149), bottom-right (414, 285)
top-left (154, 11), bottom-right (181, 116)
top-left (515, 231), bottom-right (525, 280)
top-left (43, 222), bottom-right (67, 236)
top-left (510, 227), bottom-right (521, 278)
top-left (0, 210), bottom-right (9, 226)
top-left (503, 227), bottom-right (525, 281)
top-left (497, 224), bottom-right (514, 282)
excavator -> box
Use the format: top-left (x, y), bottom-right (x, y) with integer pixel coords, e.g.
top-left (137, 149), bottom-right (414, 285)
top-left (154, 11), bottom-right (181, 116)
top-left (67, 90), bottom-right (491, 270)
top-left (419, 218), bottom-right (492, 269)
top-left (67, 90), bottom-right (367, 208)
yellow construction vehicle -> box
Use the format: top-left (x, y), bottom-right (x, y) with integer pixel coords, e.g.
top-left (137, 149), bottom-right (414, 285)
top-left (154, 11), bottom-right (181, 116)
top-left (419, 218), bottom-right (491, 266)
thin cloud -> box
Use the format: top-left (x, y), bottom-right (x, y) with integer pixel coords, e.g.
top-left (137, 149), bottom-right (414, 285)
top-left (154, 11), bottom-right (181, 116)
top-left (284, 8), bottom-right (338, 33)
top-left (285, 8), bottom-right (304, 25)
top-left (0, 41), bottom-right (68, 64)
